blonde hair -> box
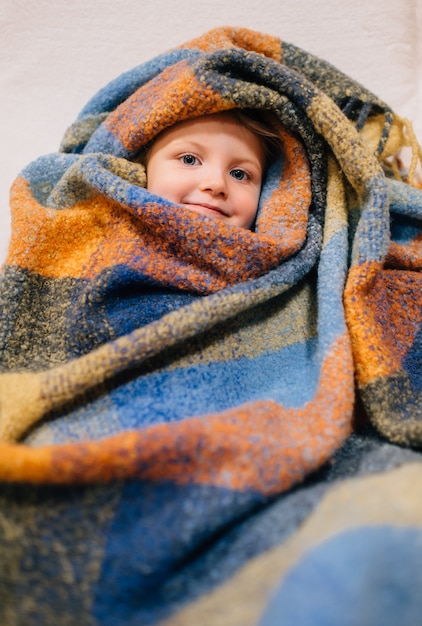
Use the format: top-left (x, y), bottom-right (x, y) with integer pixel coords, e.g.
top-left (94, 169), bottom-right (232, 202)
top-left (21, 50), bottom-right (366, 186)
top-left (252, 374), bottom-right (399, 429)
top-left (229, 109), bottom-right (284, 171)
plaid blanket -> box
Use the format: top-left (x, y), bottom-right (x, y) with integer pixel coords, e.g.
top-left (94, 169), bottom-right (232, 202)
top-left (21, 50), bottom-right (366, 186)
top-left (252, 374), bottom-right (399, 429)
top-left (0, 26), bottom-right (421, 625)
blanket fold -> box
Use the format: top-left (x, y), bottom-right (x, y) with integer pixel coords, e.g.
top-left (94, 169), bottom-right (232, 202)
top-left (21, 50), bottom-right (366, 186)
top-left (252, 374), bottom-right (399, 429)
top-left (0, 25), bottom-right (421, 625)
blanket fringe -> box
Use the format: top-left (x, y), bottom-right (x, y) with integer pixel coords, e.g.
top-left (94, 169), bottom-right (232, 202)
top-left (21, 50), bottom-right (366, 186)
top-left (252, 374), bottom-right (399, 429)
top-left (383, 116), bottom-right (422, 188)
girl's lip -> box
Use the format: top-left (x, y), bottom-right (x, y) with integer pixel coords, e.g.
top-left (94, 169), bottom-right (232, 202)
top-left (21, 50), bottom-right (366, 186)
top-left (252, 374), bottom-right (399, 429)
top-left (184, 203), bottom-right (228, 217)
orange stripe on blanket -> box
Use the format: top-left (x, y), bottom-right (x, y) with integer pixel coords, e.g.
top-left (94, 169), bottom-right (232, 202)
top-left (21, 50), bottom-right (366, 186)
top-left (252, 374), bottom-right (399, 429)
top-left (179, 26), bottom-right (282, 63)
top-left (6, 178), bottom-right (298, 291)
top-left (8, 177), bottom-right (236, 286)
top-left (0, 335), bottom-right (353, 495)
top-left (345, 260), bottom-right (422, 385)
top-left (385, 240), bottom-right (422, 270)
top-left (257, 125), bottom-right (311, 246)
top-left (104, 62), bottom-right (232, 153)
top-left (7, 177), bottom-right (124, 279)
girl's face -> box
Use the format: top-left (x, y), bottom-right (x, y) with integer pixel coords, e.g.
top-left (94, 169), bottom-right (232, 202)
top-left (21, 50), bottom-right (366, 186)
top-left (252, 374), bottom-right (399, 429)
top-left (145, 112), bottom-right (264, 229)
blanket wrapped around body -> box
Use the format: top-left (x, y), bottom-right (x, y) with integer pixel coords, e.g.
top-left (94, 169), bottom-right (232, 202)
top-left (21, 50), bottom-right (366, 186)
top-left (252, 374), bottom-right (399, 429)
top-left (0, 26), bottom-right (421, 625)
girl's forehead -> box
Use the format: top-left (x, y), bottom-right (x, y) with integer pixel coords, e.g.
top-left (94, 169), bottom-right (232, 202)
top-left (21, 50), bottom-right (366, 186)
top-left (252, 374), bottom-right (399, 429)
top-left (153, 112), bottom-right (266, 160)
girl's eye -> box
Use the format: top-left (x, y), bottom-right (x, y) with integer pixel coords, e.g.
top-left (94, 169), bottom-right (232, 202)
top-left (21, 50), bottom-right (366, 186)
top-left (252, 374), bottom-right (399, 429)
top-left (181, 154), bottom-right (199, 166)
top-left (230, 169), bottom-right (248, 181)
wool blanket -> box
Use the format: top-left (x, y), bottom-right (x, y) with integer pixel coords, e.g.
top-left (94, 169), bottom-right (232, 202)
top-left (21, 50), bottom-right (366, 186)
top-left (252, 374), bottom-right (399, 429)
top-left (0, 26), bottom-right (421, 625)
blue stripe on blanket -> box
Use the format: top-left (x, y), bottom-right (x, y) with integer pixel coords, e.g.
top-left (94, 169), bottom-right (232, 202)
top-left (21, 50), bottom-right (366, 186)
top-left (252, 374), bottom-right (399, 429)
top-left (20, 154), bottom-right (80, 203)
top-left (317, 229), bottom-right (348, 355)
top-left (27, 336), bottom-right (319, 445)
top-left (78, 49), bottom-right (200, 118)
top-left (92, 480), bottom-right (268, 626)
top-left (259, 525), bottom-right (422, 626)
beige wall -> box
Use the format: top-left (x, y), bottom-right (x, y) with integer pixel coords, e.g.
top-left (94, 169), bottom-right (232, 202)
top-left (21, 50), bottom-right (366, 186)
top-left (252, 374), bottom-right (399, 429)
top-left (1, 0), bottom-right (421, 263)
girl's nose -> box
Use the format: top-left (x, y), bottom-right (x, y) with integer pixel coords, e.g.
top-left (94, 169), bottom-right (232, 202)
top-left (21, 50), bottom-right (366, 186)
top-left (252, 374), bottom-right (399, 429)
top-left (199, 168), bottom-right (227, 196)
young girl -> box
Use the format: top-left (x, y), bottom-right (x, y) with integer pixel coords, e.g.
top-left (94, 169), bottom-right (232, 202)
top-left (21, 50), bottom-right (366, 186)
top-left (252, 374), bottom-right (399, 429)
top-left (139, 108), bottom-right (284, 230)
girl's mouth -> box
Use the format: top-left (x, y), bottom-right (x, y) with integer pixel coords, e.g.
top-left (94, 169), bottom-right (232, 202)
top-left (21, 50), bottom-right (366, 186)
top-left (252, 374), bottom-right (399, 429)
top-left (184, 203), bottom-right (228, 218)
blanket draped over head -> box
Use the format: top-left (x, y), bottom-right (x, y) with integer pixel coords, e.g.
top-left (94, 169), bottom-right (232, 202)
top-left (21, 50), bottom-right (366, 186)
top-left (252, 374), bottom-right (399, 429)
top-left (0, 26), bottom-right (421, 625)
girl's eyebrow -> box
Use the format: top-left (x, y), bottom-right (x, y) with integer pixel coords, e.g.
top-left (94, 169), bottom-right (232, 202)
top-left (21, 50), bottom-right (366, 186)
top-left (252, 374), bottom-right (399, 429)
top-left (230, 156), bottom-right (264, 174)
top-left (168, 138), bottom-right (263, 171)
top-left (169, 138), bottom-right (203, 150)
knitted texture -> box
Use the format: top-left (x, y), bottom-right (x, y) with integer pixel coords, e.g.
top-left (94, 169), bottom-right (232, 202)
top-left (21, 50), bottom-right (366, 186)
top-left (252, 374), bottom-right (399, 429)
top-left (0, 26), bottom-right (421, 624)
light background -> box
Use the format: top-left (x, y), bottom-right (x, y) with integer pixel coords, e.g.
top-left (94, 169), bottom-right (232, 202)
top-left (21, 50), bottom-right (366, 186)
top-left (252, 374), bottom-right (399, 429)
top-left (1, 0), bottom-right (421, 263)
